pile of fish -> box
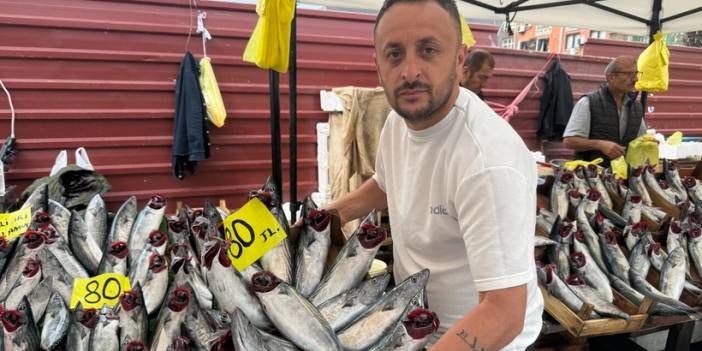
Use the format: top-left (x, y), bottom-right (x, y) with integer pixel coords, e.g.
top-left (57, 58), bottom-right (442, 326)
top-left (0, 177), bottom-right (439, 350)
top-left (535, 160), bottom-right (702, 320)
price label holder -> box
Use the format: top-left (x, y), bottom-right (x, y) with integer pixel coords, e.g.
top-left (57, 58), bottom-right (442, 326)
top-left (70, 273), bottom-right (131, 309)
top-left (224, 197), bottom-right (287, 272)
top-left (0, 207), bottom-right (31, 240)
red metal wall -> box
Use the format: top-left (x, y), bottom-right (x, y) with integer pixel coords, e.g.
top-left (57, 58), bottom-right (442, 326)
top-left (0, 0), bottom-right (699, 211)
top-left (0, 0), bottom-right (498, 211)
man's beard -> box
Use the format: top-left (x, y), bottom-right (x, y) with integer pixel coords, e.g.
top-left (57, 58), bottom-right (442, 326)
top-left (391, 69), bottom-right (456, 123)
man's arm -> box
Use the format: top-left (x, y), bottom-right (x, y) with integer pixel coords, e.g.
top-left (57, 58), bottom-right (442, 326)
top-left (324, 178), bottom-right (387, 225)
top-left (563, 136), bottom-right (625, 159)
top-left (431, 285), bottom-right (527, 351)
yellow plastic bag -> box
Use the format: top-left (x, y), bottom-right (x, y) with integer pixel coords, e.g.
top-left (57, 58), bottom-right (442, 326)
top-left (199, 57), bottom-right (226, 128)
top-left (611, 156), bottom-right (628, 180)
top-left (563, 158), bottom-right (603, 171)
top-left (243, 0), bottom-right (296, 73)
top-left (626, 134), bottom-right (659, 168)
top-left (667, 131), bottom-right (683, 145)
top-left (635, 32), bottom-right (669, 92)
top-left (459, 15), bottom-right (476, 49)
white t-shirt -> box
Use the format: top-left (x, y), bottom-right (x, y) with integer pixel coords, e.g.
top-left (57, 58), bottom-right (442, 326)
top-left (373, 87), bottom-right (543, 350)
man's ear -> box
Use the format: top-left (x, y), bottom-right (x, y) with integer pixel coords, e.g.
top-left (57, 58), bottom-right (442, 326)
top-left (457, 43), bottom-right (468, 76)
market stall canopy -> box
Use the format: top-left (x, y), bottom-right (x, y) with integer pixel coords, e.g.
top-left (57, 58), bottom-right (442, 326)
top-left (302, 0), bottom-right (702, 36)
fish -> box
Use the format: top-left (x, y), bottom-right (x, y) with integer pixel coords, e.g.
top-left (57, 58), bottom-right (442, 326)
top-left (568, 189), bottom-right (583, 214)
top-left (643, 165), bottom-right (676, 205)
top-left (40, 291), bottom-right (70, 350)
top-left (550, 171), bottom-right (572, 219)
top-left (97, 240), bottom-right (129, 276)
top-left (629, 166), bottom-right (652, 206)
top-left (170, 243), bottom-right (213, 310)
top-left (0, 230), bottom-right (49, 299)
top-left (150, 286), bottom-right (192, 351)
top-left (599, 230), bottom-right (630, 284)
top-left (537, 264), bottom-right (597, 318)
top-left (66, 304), bottom-right (98, 351)
top-left (663, 159), bottom-right (688, 202)
top-left (48, 200), bottom-right (71, 243)
top-left (85, 194), bottom-right (108, 252)
top-left (660, 247), bottom-right (687, 300)
top-left (69, 210), bottom-right (103, 275)
top-left (569, 250), bottom-right (613, 303)
top-left (108, 196), bottom-right (137, 245)
top-left (231, 308), bottom-right (284, 351)
top-left (573, 166), bottom-right (590, 196)
top-left (253, 271), bottom-right (343, 351)
top-left (88, 305), bottom-right (120, 351)
top-left (21, 183), bottom-right (48, 215)
top-left (295, 197), bottom-right (333, 297)
top-left (26, 277), bottom-right (53, 323)
top-left (534, 236), bottom-right (557, 247)
top-left (131, 252), bottom-right (169, 316)
top-left (575, 191), bottom-right (608, 274)
top-left (117, 283), bottom-right (148, 350)
top-left (128, 195), bottom-right (167, 269)
top-left (310, 210), bottom-right (386, 306)
top-left (337, 269), bottom-right (430, 351)
top-left (622, 193), bottom-right (643, 224)
top-left (2, 256), bottom-right (43, 309)
top-left (1, 297), bottom-right (40, 351)
top-left (318, 273), bottom-right (392, 332)
top-left (684, 176), bottom-right (702, 208)
top-left (182, 301), bottom-right (230, 351)
top-left (687, 226), bottom-right (702, 285)
top-left (565, 274), bottom-right (630, 320)
top-left (623, 221), bottom-right (647, 252)
top-left (39, 240), bottom-right (89, 305)
top-left (586, 165), bottom-right (613, 208)
top-left (598, 202), bottom-right (627, 228)
top-left (368, 308), bottom-right (440, 351)
top-left (201, 239), bottom-right (273, 330)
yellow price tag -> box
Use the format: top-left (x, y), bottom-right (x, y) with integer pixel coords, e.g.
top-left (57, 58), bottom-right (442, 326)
top-left (70, 273), bottom-right (131, 309)
top-left (223, 198), bottom-right (287, 272)
top-left (0, 207), bottom-right (32, 240)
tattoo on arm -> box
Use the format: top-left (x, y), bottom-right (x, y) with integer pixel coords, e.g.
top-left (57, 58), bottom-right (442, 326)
top-left (455, 329), bottom-right (485, 351)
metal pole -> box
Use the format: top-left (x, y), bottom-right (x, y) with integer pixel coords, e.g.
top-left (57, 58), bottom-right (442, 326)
top-left (289, 6), bottom-right (299, 223)
top-left (269, 70), bottom-right (283, 203)
top-left (641, 0), bottom-right (663, 116)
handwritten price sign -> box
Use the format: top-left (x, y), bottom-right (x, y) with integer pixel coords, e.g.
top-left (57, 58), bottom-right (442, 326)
top-left (70, 273), bottom-right (131, 309)
top-left (224, 198), bottom-right (287, 272)
top-left (0, 207), bottom-right (31, 240)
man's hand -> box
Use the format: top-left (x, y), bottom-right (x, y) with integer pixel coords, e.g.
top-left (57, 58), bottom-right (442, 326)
top-left (598, 140), bottom-right (625, 159)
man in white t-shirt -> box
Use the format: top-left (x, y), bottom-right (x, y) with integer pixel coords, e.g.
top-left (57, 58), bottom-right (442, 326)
top-left (325, 0), bottom-right (543, 350)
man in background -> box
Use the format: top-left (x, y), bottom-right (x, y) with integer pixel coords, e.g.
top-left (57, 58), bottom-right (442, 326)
top-left (460, 48), bottom-right (495, 100)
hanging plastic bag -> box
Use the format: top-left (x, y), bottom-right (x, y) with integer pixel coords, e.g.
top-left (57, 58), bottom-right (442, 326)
top-left (459, 15), bottom-right (476, 49)
top-left (635, 32), bottom-right (669, 93)
top-left (666, 131), bottom-right (683, 145)
top-left (199, 57), bottom-right (227, 128)
top-left (626, 134), bottom-right (659, 168)
top-left (242, 0), bottom-right (296, 73)
top-left (610, 156), bottom-right (628, 180)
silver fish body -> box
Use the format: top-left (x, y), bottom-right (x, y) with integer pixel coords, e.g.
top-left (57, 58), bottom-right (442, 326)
top-left (117, 284), bottom-right (148, 350)
top-left (69, 211), bottom-right (103, 275)
top-left (253, 272), bottom-right (343, 351)
top-left (128, 195), bottom-right (166, 269)
top-left (39, 291), bottom-right (70, 350)
top-left (310, 211), bottom-right (386, 306)
top-left (26, 277), bottom-right (53, 323)
top-left (85, 194), bottom-right (108, 251)
top-left (569, 250), bottom-right (613, 303)
top-left (550, 171), bottom-right (572, 219)
top-left (66, 304), bottom-right (98, 351)
top-left (150, 286), bottom-right (192, 351)
top-left (108, 196), bottom-right (137, 244)
top-left (630, 167), bottom-right (653, 206)
top-left (368, 308), bottom-right (440, 351)
top-left (660, 247), bottom-right (687, 300)
top-left (230, 309), bottom-right (273, 351)
top-left (565, 275), bottom-right (629, 320)
top-left (319, 273), bottom-right (391, 332)
top-left (48, 200), bottom-right (71, 243)
top-left (1, 297), bottom-right (40, 351)
top-left (622, 192), bottom-right (643, 224)
top-left (88, 306), bottom-right (119, 351)
top-left (338, 269), bottom-right (430, 351)
top-left (295, 198), bottom-right (333, 297)
top-left (599, 231), bottom-right (630, 284)
top-left (3, 256), bottom-right (43, 309)
top-left (663, 159), bottom-right (688, 202)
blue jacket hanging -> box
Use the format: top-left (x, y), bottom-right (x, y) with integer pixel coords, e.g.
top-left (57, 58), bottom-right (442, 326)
top-left (172, 51), bottom-right (211, 179)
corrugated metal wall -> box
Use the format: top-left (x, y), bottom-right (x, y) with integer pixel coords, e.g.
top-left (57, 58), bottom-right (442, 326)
top-left (0, 0), bottom-right (700, 211)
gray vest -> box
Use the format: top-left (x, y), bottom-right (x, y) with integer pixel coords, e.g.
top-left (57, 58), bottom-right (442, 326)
top-left (575, 85), bottom-right (643, 165)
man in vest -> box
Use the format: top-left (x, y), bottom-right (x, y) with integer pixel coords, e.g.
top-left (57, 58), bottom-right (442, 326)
top-left (562, 56), bottom-right (646, 166)
top-left (460, 48), bottom-right (494, 100)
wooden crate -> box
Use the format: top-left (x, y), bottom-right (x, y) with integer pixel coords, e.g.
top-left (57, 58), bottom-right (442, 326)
top-left (541, 286), bottom-right (652, 338)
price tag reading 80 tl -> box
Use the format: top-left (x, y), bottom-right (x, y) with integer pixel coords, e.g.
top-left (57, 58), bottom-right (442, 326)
top-left (224, 197), bottom-right (287, 272)
top-left (70, 273), bottom-right (131, 309)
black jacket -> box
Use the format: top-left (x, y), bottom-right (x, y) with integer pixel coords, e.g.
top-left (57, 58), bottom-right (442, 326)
top-left (537, 60), bottom-right (574, 141)
top-left (172, 51), bottom-right (210, 179)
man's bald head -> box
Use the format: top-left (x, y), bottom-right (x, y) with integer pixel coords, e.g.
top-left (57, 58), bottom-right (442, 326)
top-left (605, 56), bottom-right (637, 77)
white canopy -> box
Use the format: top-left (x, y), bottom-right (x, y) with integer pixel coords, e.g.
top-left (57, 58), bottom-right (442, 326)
top-left (302, 0), bottom-right (702, 36)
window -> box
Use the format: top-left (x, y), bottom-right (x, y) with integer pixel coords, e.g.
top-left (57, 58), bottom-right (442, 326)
top-left (502, 37), bottom-right (514, 49)
top-left (590, 31), bottom-right (605, 39)
top-left (566, 34), bottom-right (582, 49)
top-left (537, 38), bottom-right (549, 52)
top-left (520, 41), bottom-right (529, 49)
